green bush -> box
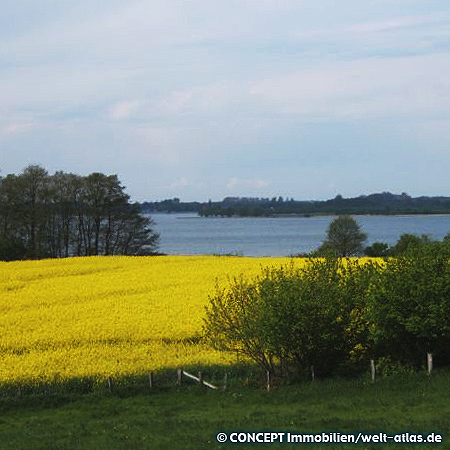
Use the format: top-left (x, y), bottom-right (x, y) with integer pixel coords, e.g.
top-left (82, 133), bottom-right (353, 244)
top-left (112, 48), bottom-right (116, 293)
top-left (204, 258), bottom-right (380, 379)
top-left (202, 275), bottom-right (273, 372)
top-left (257, 260), bottom-right (350, 376)
top-left (204, 255), bottom-right (450, 382)
top-left (365, 256), bottom-right (450, 368)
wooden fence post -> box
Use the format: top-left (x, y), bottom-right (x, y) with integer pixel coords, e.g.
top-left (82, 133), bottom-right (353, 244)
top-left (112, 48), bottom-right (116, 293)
top-left (266, 370), bottom-right (271, 391)
top-left (370, 359), bottom-right (376, 383)
top-left (427, 353), bottom-right (433, 376)
top-left (311, 365), bottom-right (315, 382)
top-left (223, 372), bottom-right (228, 392)
top-left (177, 369), bottom-right (183, 386)
top-left (199, 371), bottom-right (204, 388)
top-left (148, 371), bottom-right (154, 388)
top-left (107, 376), bottom-right (115, 393)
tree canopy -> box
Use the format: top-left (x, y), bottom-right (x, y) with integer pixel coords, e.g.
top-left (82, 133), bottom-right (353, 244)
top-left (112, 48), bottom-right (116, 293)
top-left (0, 165), bottom-right (159, 260)
top-left (316, 215), bottom-right (367, 257)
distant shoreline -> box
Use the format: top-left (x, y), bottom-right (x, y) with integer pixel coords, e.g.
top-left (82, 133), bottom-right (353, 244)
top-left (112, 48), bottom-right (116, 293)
top-left (148, 211), bottom-right (450, 218)
top-left (141, 192), bottom-right (450, 218)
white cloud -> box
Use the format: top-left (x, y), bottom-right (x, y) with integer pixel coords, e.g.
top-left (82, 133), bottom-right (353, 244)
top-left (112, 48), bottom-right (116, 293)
top-left (292, 13), bottom-right (450, 37)
top-left (165, 177), bottom-right (204, 192)
top-left (109, 101), bottom-right (141, 120)
top-left (348, 16), bottom-right (439, 33)
top-left (226, 178), bottom-right (269, 190)
top-left (290, 12), bottom-right (450, 57)
top-left (0, 122), bottom-right (34, 136)
top-left (1, 0), bottom-right (450, 201)
top-left (158, 91), bottom-right (195, 115)
top-left (168, 177), bottom-right (190, 189)
top-left (249, 54), bottom-right (450, 119)
top-left (156, 82), bottom-right (240, 116)
top-left (122, 124), bottom-right (212, 166)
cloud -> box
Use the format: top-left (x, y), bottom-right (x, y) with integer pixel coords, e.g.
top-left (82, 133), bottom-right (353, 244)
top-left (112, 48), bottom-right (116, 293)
top-left (1, 0), bottom-right (450, 201)
top-left (158, 91), bottom-right (195, 115)
top-left (0, 122), bottom-right (34, 136)
top-left (292, 12), bottom-right (450, 38)
top-left (156, 82), bottom-right (241, 116)
top-left (249, 54), bottom-right (450, 120)
top-left (109, 101), bottom-right (141, 120)
top-left (289, 11), bottom-right (450, 62)
top-left (226, 178), bottom-right (269, 190)
top-left (123, 124), bottom-right (213, 166)
top-left (348, 16), bottom-right (442, 33)
top-left (165, 177), bottom-right (204, 193)
top-left (168, 177), bottom-right (190, 189)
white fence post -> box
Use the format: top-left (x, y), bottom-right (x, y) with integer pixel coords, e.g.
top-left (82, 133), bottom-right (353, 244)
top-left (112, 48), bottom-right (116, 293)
top-left (427, 353), bottom-right (433, 376)
top-left (370, 359), bottom-right (376, 383)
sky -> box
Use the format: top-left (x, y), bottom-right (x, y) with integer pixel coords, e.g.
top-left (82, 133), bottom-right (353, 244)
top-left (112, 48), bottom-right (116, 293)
top-left (1, 0), bottom-right (450, 202)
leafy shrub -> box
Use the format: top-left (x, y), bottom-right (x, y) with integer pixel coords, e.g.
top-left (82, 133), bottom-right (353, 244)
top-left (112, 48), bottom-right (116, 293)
top-left (204, 255), bottom-right (450, 381)
top-left (203, 275), bottom-right (273, 372)
top-left (375, 356), bottom-right (415, 378)
top-left (365, 256), bottom-right (450, 368)
top-left (204, 258), bottom-right (381, 379)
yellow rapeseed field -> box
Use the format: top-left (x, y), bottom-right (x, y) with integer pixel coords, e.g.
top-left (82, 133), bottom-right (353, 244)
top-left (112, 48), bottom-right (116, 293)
top-left (0, 256), bottom-right (296, 384)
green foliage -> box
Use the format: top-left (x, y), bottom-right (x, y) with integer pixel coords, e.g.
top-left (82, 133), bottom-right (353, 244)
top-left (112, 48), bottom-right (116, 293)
top-left (181, 191), bottom-right (450, 217)
top-left (375, 357), bottom-right (415, 378)
top-left (205, 254), bottom-right (450, 379)
top-left (257, 260), bottom-right (350, 376)
top-left (0, 165), bottom-right (159, 260)
top-left (365, 256), bottom-right (450, 367)
top-left (0, 235), bottom-right (27, 261)
top-left (204, 258), bottom-right (380, 378)
top-left (389, 233), bottom-right (431, 256)
top-left (203, 276), bottom-right (272, 371)
top-left (368, 232), bottom-right (450, 258)
top-left (316, 215), bottom-right (367, 257)
top-left (364, 241), bottom-right (390, 257)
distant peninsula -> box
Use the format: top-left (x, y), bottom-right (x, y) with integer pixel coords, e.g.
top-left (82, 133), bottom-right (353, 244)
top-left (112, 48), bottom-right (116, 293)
top-left (140, 192), bottom-right (450, 217)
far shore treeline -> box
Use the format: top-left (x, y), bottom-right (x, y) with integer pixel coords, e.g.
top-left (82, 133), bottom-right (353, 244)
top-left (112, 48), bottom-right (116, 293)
top-left (0, 165), bottom-right (159, 261)
top-left (141, 192), bottom-right (450, 217)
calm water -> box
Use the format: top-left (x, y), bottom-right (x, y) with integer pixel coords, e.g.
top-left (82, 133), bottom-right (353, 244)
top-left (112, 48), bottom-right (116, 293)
top-left (149, 213), bottom-right (450, 257)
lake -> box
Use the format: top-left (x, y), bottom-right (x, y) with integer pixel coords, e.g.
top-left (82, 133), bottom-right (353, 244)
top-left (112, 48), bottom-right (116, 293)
top-left (148, 213), bottom-right (450, 257)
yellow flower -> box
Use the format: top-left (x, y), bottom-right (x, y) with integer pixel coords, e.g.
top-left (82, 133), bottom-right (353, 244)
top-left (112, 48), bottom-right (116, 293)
top-left (0, 255), bottom-right (297, 384)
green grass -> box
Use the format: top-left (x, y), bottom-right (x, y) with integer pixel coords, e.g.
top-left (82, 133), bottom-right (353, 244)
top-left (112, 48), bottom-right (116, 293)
top-left (0, 368), bottom-right (449, 450)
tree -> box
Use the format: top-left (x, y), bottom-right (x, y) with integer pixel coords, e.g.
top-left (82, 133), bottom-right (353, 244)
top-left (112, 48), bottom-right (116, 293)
top-left (316, 215), bottom-right (367, 257)
top-left (389, 233), bottom-right (430, 256)
top-left (0, 165), bottom-right (160, 260)
top-left (365, 256), bottom-right (450, 367)
top-left (0, 234), bottom-right (27, 261)
top-left (0, 166), bottom-right (51, 259)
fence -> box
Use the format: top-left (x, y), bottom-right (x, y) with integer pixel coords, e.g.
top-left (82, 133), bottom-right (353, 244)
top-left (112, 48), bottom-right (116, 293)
top-left (106, 354), bottom-right (435, 394)
top-left (107, 369), bottom-right (219, 393)
top-left (97, 353), bottom-right (440, 394)
top-left (1, 353), bottom-right (435, 397)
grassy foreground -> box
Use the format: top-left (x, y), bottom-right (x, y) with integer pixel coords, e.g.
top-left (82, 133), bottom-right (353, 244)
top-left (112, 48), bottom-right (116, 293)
top-left (0, 368), bottom-right (449, 450)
